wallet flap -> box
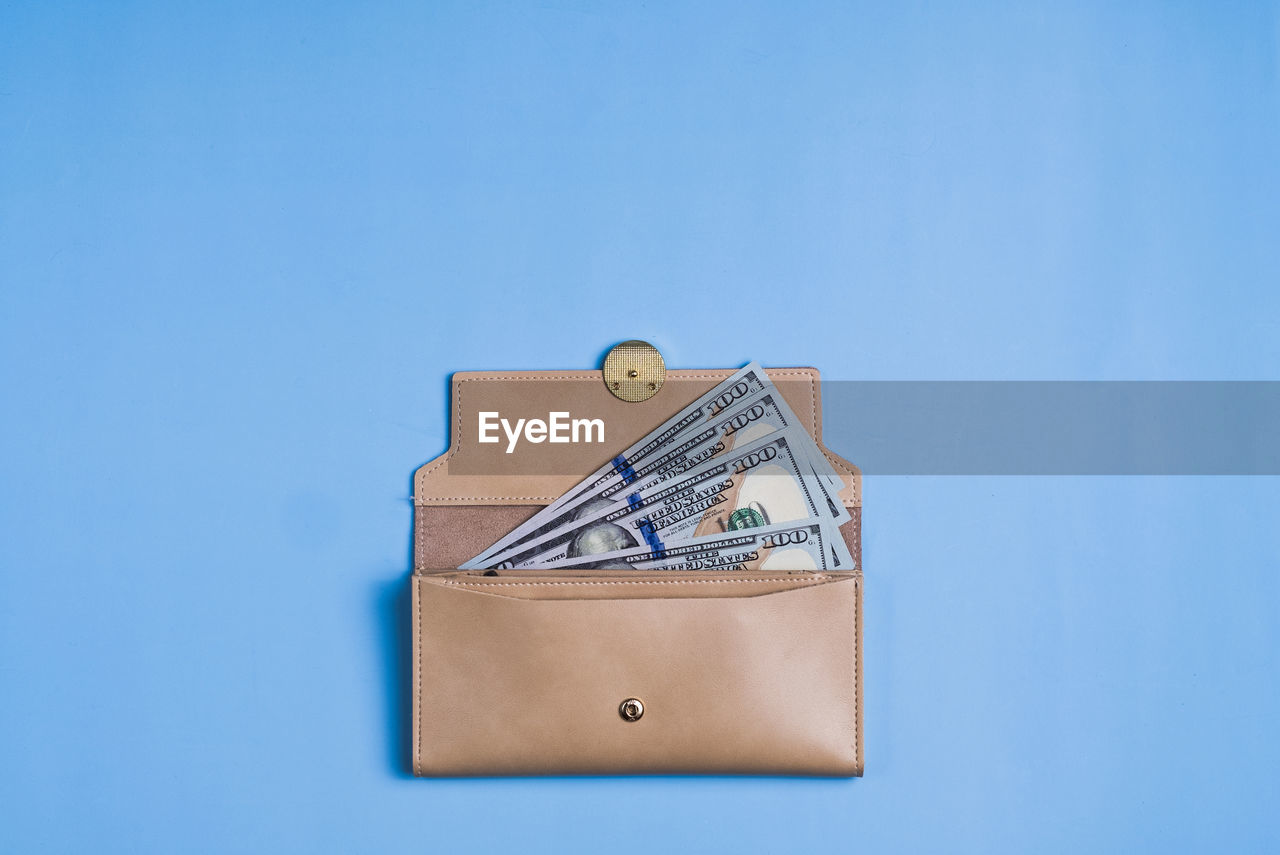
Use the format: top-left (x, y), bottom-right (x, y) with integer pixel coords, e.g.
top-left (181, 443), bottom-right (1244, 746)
top-left (414, 367), bottom-right (860, 508)
top-left (413, 571), bottom-right (861, 776)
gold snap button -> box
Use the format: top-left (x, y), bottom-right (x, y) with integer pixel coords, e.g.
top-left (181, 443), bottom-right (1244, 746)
top-left (602, 341), bottom-right (665, 402)
top-left (619, 697), bottom-right (644, 722)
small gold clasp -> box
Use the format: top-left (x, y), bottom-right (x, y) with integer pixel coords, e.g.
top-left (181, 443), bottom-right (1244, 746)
top-left (602, 341), bottom-right (665, 402)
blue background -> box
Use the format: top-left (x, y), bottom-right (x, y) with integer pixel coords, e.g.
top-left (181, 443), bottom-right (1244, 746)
top-left (3, 2), bottom-right (1278, 852)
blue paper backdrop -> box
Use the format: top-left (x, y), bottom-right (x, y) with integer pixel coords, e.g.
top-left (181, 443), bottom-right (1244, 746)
top-left (2, 2), bottom-right (1278, 852)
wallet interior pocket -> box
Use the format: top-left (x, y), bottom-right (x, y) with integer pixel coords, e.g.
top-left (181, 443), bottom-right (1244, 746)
top-left (413, 569), bottom-right (861, 777)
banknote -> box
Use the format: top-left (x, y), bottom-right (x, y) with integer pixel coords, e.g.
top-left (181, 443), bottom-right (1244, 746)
top-left (595, 423), bottom-right (850, 534)
top-left (462, 364), bottom-right (846, 568)
top-left (546, 520), bottom-right (855, 572)
top-left (597, 390), bottom-right (841, 502)
top-left (483, 430), bottom-right (848, 569)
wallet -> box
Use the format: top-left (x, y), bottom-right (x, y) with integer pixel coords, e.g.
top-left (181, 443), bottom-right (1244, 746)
top-left (411, 359), bottom-right (863, 776)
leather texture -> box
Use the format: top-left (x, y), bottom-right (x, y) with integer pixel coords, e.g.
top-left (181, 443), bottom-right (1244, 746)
top-left (411, 366), bottom-right (863, 777)
top-left (413, 571), bottom-right (861, 776)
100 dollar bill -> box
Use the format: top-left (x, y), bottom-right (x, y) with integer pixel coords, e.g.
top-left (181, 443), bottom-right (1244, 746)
top-left (547, 520), bottom-right (855, 572)
top-left (598, 390), bottom-right (840, 501)
top-left (462, 362), bottom-right (836, 568)
top-left (484, 430), bottom-right (848, 569)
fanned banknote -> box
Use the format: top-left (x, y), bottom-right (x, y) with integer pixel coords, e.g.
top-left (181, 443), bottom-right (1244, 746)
top-left (544, 520), bottom-right (855, 572)
top-left (482, 430), bottom-right (848, 569)
top-left (462, 362), bottom-right (846, 569)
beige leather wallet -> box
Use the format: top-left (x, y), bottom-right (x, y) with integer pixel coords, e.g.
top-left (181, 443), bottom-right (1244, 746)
top-left (412, 365), bottom-right (863, 776)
